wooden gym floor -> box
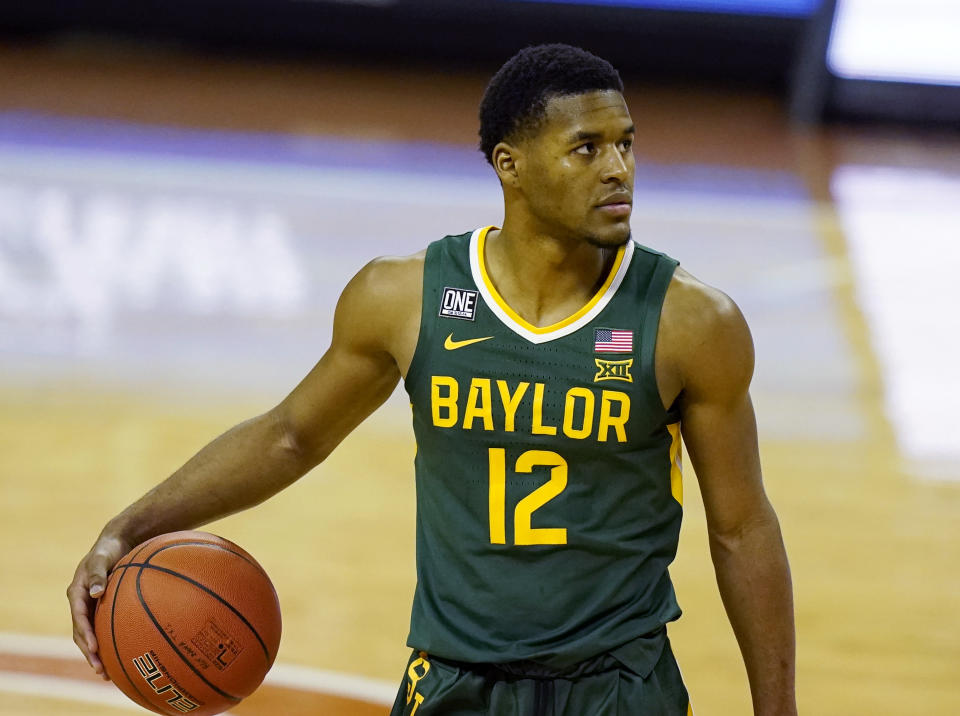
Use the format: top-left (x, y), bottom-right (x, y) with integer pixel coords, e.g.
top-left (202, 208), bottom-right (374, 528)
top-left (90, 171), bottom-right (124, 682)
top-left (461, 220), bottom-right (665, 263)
top-left (1, 37), bottom-right (959, 715)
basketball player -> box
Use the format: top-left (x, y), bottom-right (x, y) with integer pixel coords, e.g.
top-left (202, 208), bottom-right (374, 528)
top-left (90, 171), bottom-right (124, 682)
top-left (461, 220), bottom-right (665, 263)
top-left (69, 44), bottom-right (797, 715)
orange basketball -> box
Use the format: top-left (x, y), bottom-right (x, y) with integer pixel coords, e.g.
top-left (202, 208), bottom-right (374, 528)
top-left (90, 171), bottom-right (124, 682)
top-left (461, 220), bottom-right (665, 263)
top-left (94, 531), bottom-right (282, 716)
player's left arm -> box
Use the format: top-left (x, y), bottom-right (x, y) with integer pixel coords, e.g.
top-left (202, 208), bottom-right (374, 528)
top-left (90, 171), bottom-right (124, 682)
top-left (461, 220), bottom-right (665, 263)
top-left (670, 277), bottom-right (797, 716)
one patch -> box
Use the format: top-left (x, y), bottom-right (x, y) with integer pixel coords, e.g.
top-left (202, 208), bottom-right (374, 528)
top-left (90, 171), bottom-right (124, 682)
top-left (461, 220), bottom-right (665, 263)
top-left (439, 286), bottom-right (479, 321)
top-left (594, 358), bottom-right (634, 383)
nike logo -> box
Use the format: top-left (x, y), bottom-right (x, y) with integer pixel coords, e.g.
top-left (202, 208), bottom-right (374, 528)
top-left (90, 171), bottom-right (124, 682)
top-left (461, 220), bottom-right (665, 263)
top-left (444, 333), bottom-right (494, 350)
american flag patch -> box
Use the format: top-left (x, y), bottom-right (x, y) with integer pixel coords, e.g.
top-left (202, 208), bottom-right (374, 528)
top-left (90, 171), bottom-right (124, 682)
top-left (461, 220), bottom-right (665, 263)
top-left (594, 328), bottom-right (633, 353)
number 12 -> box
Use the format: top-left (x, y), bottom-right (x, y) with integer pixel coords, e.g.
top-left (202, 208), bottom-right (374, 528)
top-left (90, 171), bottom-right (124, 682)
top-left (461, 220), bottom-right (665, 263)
top-left (488, 448), bottom-right (568, 546)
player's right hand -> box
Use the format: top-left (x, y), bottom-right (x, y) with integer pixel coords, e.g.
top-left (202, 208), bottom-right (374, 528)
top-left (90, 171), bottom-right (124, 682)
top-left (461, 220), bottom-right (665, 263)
top-left (67, 534), bottom-right (132, 679)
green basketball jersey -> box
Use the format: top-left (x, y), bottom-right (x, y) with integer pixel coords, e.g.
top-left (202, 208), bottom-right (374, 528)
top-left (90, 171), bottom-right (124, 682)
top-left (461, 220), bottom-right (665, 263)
top-left (403, 226), bottom-right (683, 671)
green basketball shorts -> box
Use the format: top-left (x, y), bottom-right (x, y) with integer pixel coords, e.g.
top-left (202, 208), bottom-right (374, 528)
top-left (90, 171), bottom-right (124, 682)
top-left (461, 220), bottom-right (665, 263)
top-left (390, 635), bottom-right (692, 716)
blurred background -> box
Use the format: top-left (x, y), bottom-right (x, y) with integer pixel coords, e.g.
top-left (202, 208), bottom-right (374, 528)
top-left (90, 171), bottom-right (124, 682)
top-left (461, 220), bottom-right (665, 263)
top-left (1, 0), bottom-right (958, 714)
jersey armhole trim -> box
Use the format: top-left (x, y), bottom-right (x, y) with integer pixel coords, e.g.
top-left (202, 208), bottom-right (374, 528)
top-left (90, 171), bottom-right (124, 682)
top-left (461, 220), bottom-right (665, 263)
top-left (402, 243), bottom-right (439, 394)
top-left (638, 255), bottom-right (680, 424)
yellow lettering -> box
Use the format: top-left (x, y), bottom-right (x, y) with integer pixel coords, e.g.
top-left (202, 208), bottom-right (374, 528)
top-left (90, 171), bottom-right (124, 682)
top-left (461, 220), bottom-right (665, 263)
top-left (431, 376), bottom-right (458, 428)
top-left (488, 448), bottom-right (507, 544)
top-left (462, 378), bottom-right (494, 431)
top-left (410, 693), bottom-right (425, 715)
top-left (489, 448), bottom-right (569, 546)
top-left (406, 657), bottom-right (430, 704)
top-left (514, 451), bottom-right (568, 545)
top-left (598, 390), bottom-right (630, 443)
top-left (562, 387), bottom-right (595, 440)
top-left (531, 382), bottom-right (558, 436)
top-left (497, 380), bottom-right (529, 433)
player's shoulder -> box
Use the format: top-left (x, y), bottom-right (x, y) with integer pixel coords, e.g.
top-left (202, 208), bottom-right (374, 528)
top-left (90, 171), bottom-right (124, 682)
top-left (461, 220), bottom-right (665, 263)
top-left (660, 267), bottom-right (754, 387)
top-left (332, 250), bottom-right (426, 351)
top-left (344, 227), bottom-right (474, 305)
top-left (342, 249), bottom-right (426, 307)
top-left (362, 249), bottom-right (427, 282)
top-left (662, 267), bottom-right (742, 331)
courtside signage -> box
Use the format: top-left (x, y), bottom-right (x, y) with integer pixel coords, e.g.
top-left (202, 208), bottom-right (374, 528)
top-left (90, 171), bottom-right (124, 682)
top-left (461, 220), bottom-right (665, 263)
top-left (440, 287), bottom-right (479, 321)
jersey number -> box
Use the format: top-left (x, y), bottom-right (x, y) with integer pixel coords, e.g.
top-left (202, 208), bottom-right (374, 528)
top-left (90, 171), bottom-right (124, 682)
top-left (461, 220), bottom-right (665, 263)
top-left (488, 448), bottom-right (568, 545)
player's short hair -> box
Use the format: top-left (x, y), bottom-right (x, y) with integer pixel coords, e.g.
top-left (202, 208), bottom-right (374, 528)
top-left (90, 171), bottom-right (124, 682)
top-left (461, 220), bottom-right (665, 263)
top-left (478, 44), bottom-right (624, 166)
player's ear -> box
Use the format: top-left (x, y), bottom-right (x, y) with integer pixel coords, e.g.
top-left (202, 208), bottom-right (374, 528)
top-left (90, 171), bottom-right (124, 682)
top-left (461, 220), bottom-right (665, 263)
top-left (492, 142), bottom-right (521, 188)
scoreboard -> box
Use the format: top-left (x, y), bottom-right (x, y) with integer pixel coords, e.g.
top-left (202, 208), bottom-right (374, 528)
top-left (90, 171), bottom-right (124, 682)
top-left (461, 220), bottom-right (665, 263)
top-left (792, 0), bottom-right (960, 123)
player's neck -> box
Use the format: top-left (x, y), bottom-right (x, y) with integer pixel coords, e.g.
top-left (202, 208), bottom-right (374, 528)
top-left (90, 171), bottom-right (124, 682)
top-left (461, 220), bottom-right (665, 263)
top-left (485, 221), bottom-right (615, 328)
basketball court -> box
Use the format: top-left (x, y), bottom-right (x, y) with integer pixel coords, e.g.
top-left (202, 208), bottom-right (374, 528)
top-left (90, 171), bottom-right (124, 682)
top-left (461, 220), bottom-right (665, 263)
top-left (1, 37), bottom-right (958, 714)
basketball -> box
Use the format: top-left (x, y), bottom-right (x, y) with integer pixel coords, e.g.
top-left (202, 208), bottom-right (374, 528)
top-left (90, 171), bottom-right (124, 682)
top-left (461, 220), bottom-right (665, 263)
top-left (93, 531), bottom-right (282, 716)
